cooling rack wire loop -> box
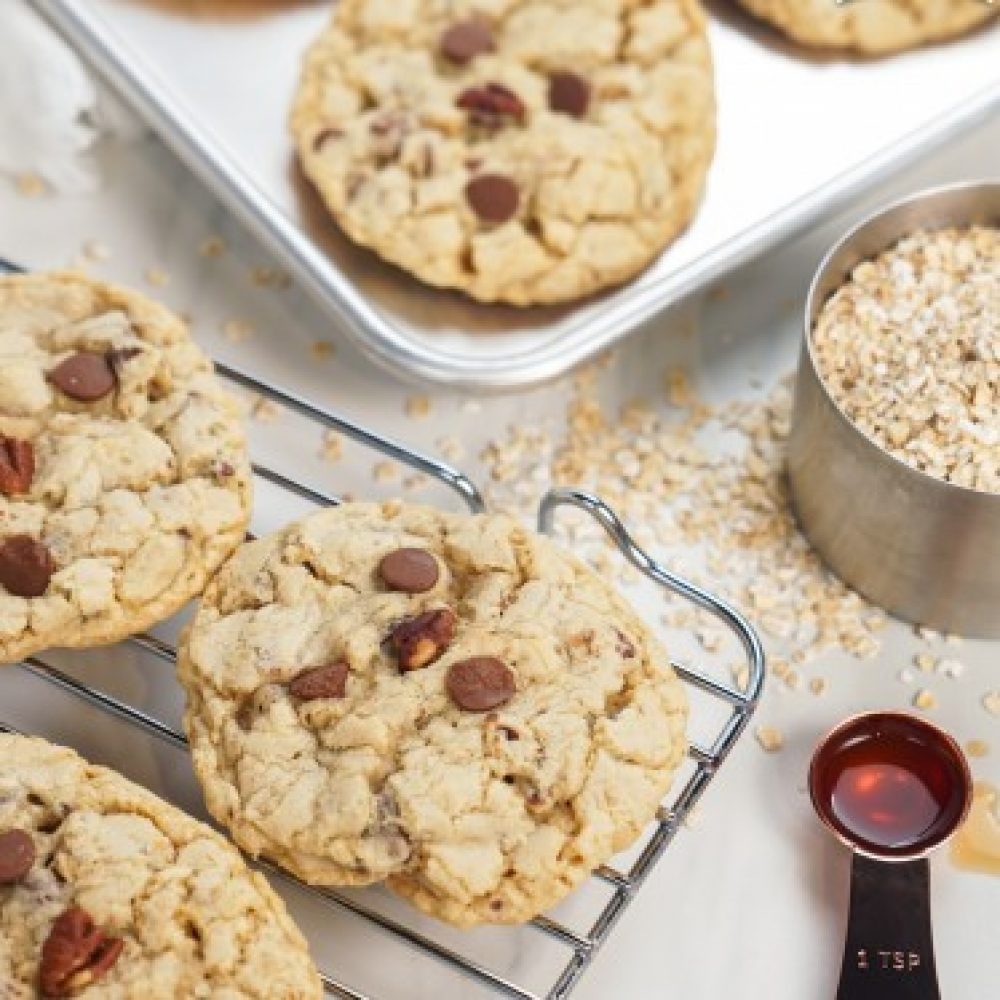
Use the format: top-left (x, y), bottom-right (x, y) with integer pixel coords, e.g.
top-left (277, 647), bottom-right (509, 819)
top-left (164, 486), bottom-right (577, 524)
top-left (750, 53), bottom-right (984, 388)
top-left (0, 257), bottom-right (764, 999)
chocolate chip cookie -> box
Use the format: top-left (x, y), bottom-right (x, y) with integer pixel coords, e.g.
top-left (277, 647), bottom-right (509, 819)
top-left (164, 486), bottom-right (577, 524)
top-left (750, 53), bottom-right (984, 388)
top-left (736, 0), bottom-right (996, 54)
top-left (0, 733), bottom-right (322, 998)
top-left (0, 272), bottom-right (252, 664)
top-left (177, 502), bottom-right (688, 927)
top-left (291, 0), bottom-right (715, 305)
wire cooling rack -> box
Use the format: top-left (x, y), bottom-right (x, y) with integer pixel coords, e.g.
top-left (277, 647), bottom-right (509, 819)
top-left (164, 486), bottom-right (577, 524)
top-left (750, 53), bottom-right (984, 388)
top-left (0, 259), bottom-right (765, 1000)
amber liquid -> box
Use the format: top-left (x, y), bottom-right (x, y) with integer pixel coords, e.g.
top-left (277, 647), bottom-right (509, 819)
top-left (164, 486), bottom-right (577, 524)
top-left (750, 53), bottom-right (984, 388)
top-left (814, 718), bottom-right (968, 858)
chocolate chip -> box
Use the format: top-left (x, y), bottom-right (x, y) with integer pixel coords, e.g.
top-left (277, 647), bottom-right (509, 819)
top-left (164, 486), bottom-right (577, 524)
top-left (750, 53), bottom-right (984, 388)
top-left (548, 72), bottom-right (591, 118)
top-left (440, 19), bottom-right (495, 64)
top-left (379, 548), bottom-right (439, 594)
top-left (0, 436), bottom-right (35, 496)
top-left (466, 174), bottom-right (519, 225)
top-left (288, 662), bottom-right (349, 701)
top-left (0, 535), bottom-right (55, 598)
top-left (47, 352), bottom-right (116, 402)
top-left (39, 907), bottom-right (124, 997)
top-left (389, 608), bottom-right (456, 671)
top-left (457, 83), bottom-right (526, 125)
top-left (446, 656), bottom-right (515, 712)
top-left (0, 829), bottom-right (35, 884)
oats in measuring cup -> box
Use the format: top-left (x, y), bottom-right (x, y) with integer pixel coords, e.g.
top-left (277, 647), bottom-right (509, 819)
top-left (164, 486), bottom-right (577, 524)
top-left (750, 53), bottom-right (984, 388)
top-left (811, 225), bottom-right (999, 492)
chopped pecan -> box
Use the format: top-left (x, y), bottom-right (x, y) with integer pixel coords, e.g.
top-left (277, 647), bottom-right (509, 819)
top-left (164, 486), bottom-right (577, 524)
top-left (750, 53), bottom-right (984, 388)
top-left (39, 907), bottom-right (124, 997)
top-left (456, 83), bottom-right (525, 125)
top-left (389, 608), bottom-right (456, 671)
top-left (0, 436), bottom-right (35, 496)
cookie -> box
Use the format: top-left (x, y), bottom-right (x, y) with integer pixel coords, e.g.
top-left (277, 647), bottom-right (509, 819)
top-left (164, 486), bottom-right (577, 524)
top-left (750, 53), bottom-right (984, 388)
top-left (735, 0), bottom-right (996, 54)
top-left (291, 0), bottom-right (715, 306)
top-left (0, 733), bottom-right (322, 998)
top-left (0, 272), bottom-right (252, 664)
top-left (177, 501), bottom-right (688, 927)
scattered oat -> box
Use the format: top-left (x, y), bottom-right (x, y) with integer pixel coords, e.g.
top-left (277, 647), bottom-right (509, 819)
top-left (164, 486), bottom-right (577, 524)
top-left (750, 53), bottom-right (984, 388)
top-left (251, 266), bottom-right (291, 289)
top-left (403, 473), bottom-right (430, 492)
top-left (809, 677), bottom-right (827, 696)
top-left (730, 664), bottom-right (750, 691)
top-left (144, 266), bottom-right (170, 288)
top-left (916, 625), bottom-right (943, 643)
top-left (405, 395), bottom-right (432, 419)
top-left (250, 396), bottom-right (282, 422)
top-left (372, 461), bottom-right (399, 484)
top-left (913, 689), bottom-right (938, 711)
top-left (319, 430), bottom-right (343, 463)
top-left (945, 633), bottom-right (964, 647)
top-left (15, 173), bottom-right (45, 197)
top-left (755, 726), bottom-right (785, 753)
top-left (812, 226), bottom-right (1000, 493)
top-left (966, 739), bottom-right (991, 759)
top-left (682, 804), bottom-right (703, 830)
top-left (81, 240), bottom-right (110, 262)
top-left (200, 235), bottom-right (226, 259)
top-left (436, 436), bottom-right (465, 463)
top-left (938, 657), bottom-right (966, 680)
top-left (221, 318), bottom-right (254, 343)
top-left (914, 653), bottom-right (937, 673)
top-left (311, 340), bottom-right (335, 361)
top-left (983, 692), bottom-right (1000, 717)
top-left (898, 668), bottom-right (915, 684)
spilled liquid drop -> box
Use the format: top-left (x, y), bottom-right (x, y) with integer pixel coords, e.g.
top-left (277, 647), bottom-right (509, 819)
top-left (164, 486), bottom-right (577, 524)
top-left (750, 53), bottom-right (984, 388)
top-left (950, 782), bottom-right (1000, 876)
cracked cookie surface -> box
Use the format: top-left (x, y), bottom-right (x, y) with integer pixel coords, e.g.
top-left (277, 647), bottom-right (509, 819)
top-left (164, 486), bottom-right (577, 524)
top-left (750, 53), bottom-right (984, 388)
top-left (178, 502), bottom-right (688, 926)
top-left (0, 733), bottom-right (322, 998)
top-left (0, 272), bottom-right (252, 664)
top-left (735, 0), bottom-right (996, 54)
top-left (291, 0), bottom-right (715, 305)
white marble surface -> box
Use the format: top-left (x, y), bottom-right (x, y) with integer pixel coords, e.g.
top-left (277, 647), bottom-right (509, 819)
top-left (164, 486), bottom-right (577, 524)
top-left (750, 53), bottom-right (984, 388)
top-left (1, 91), bottom-right (999, 1000)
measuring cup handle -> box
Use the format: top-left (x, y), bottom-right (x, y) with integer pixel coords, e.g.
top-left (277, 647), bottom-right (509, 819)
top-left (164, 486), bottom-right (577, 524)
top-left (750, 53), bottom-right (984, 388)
top-left (836, 854), bottom-right (941, 1000)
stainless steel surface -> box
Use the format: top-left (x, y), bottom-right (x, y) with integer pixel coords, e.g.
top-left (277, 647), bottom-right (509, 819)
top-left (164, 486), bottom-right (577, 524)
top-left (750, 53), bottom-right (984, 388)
top-left (0, 258), bottom-right (765, 998)
top-left (27, 0), bottom-right (1000, 389)
top-left (788, 180), bottom-right (1000, 640)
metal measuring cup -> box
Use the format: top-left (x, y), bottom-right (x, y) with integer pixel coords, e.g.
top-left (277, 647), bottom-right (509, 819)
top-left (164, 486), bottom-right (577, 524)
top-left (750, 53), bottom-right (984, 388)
top-left (788, 180), bottom-right (1000, 639)
top-left (809, 712), bottom-right (973, 1000)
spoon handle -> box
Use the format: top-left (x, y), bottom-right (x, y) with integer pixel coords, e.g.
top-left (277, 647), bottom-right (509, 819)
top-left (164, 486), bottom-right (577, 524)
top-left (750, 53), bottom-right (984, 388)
top-left (836, 854), bottom-right (941, 1000)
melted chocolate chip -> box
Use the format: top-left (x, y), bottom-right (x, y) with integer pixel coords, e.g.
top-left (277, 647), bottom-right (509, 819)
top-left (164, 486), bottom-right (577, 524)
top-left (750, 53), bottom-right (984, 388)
top-left (379, 548), bottom-right (439, 594)
top-left (288, 662), bottom-right (349, 701)
top-left (446, 656), bottom-right (516, 712)
top-left (465, 174), bottom-right (520, 225)
top-left (0, 535), bottom-right (55, 598)
top-left (440, 19), bottom-right (495, 64)
top-left (0, 829), bottom-right (35, 885)
top-left (548, 72), bottom-right (591, 118)
top-left (47, 352), bottom-right (116, 402)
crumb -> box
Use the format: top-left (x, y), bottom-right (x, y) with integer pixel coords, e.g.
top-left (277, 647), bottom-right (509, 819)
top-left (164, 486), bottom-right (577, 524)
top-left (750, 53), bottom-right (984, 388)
top-left (809, 677), bottom-right (827, 696)
top-left (81, 240), bottom-right (110, 262)
top-left (966, 739), bottom-right (991, 759)
top-left (913, 689), bottom-right (937, 711)
top-left (144, 266), bottom-right (169, 288)
top-left (755, 726), bottom-right (784, 753)
top-left (983, 692), bottom-right (1000, 718)
top-left (319, 430), bottom-right (343, 463)
top-left (406, 395), bottom-right (432, 419)
top-left (15, 173), bottom-right (45, 197)
top-left (311, 341), bottom-right (335, 361)
top-left (200, 236), bottom-right (226, 259)
top-left (372, 461), bottom-right (399, 483)
top-left (221, 318), bottom-right (254, 343)
top-left (250, 396), bottom-right (282, 422)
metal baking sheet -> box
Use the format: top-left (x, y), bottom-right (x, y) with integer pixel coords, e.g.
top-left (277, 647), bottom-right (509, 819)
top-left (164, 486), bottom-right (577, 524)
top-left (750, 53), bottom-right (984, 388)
top-left (31, 0), bottom-right (1000, 389)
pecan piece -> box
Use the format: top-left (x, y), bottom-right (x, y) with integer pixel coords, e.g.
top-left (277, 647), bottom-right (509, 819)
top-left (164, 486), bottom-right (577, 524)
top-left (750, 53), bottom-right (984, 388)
top-left (39, 907), bottom-right (124, 997)
top-left (0, 436), bottom-right (35, 496)
top-left (456, 83), bottom-right (526, 125)
top-left (389, 608), bottom-right (456, 671)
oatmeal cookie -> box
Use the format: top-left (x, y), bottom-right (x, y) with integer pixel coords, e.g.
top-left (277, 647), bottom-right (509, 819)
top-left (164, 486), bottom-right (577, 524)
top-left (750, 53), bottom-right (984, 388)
top-left (177, 501), bottom-right (688, 926)
top-left (0, 272), bottom-right (252, 664)
top-left (291, 0), bottom-right (715, 305)
top-left (0, 733), bottom-right (322, 998)
top-left (736, 0), bottom-right (996, 55)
